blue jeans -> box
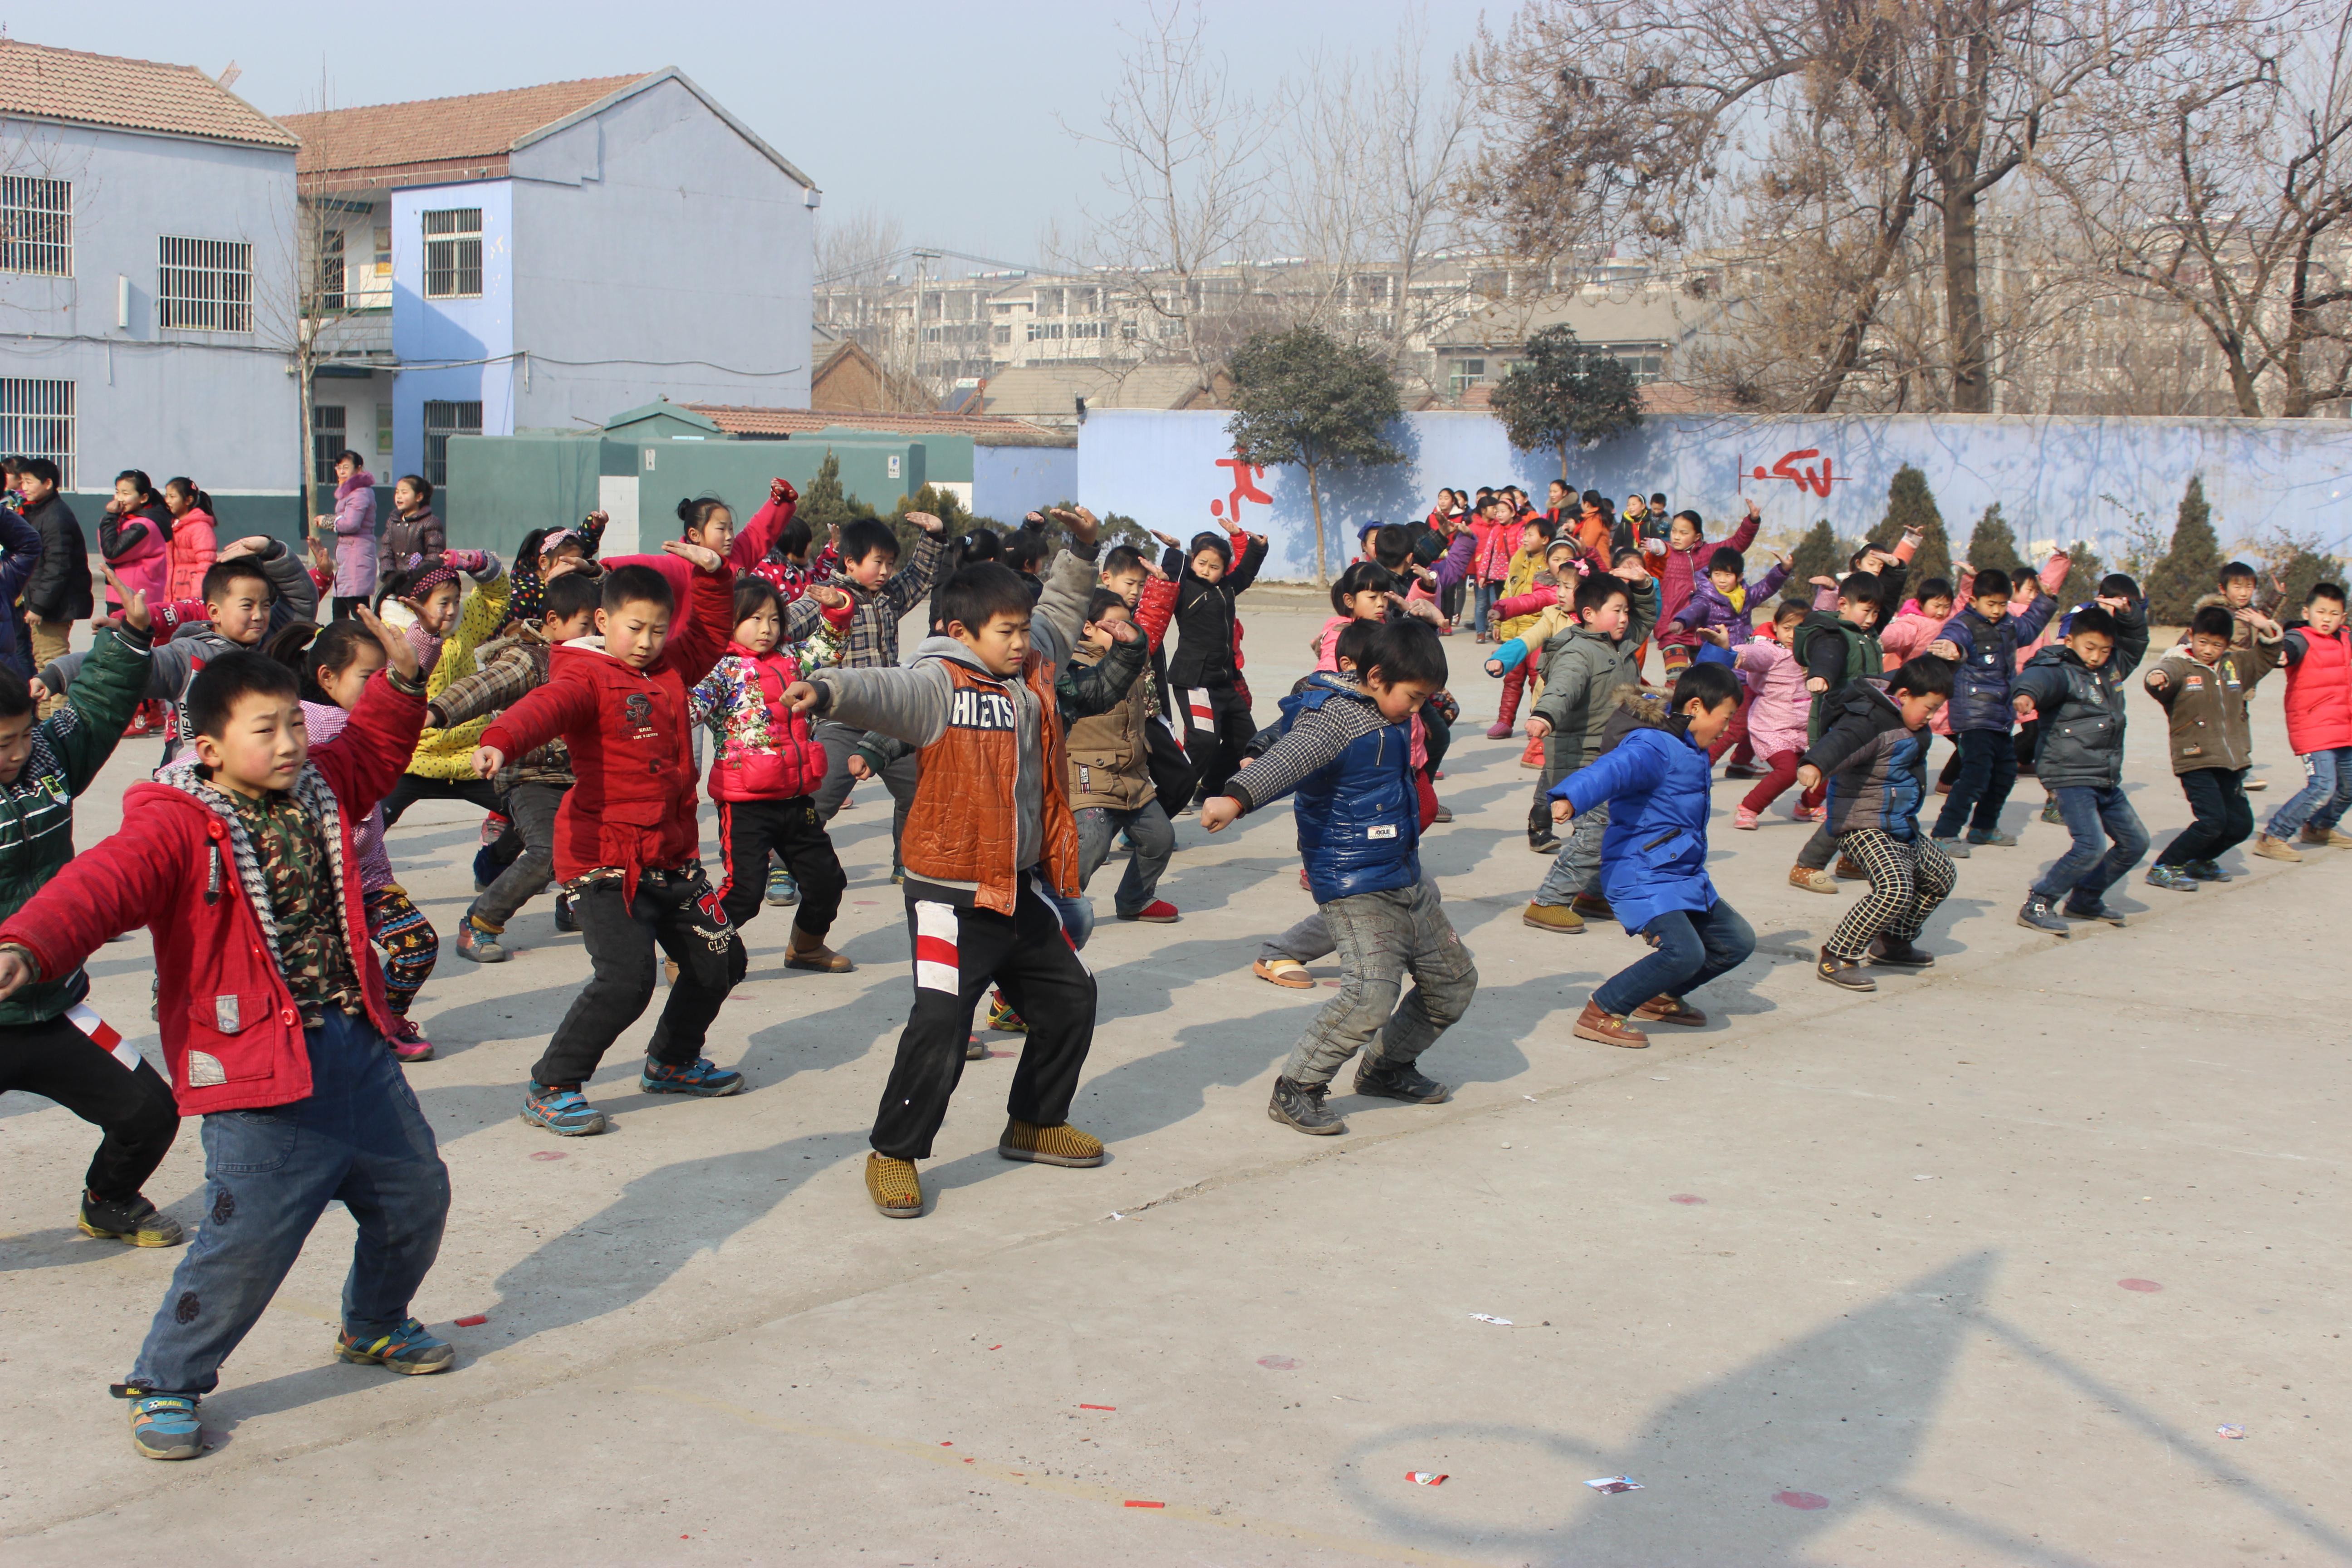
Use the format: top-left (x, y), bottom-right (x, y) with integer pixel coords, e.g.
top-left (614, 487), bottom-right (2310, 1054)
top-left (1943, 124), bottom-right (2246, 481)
top-left (2266, 746), bottom-right (2352, 839)
top-left (128, 1010), bottom-right (450, 1398)
top-left (1593, 899), bottom-right (1756, 1016)
top-left (1933, 727), bottom-right (2019, 838)
top-left (2031, 784), bottom-right (2149, 905)
top-left (1475, 580), bottom-right (1500, 635)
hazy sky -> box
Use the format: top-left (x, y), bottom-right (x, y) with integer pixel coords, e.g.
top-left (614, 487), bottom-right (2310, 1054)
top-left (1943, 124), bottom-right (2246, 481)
top-left (22, 0), bottom-right (1492, 264)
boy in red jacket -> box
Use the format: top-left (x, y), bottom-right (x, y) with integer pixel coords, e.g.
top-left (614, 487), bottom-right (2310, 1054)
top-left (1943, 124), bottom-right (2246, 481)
top-left (472, 543), bottom-right (739, 1138)
top-left (0, 618), bottom-right (446, 1462)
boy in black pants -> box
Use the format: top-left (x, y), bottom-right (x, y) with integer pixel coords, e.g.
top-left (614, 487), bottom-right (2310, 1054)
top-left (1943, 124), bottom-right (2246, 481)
top-left (1164, 523), bottom-right (1269, 800)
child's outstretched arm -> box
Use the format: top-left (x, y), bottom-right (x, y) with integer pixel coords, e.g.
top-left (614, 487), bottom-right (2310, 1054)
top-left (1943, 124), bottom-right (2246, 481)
top-left (1211, 695), bottom-right (1384, 820)
top-left (1057, 624), bottom-right (1148, 721)
top-left (1553, 735), bottom-right (1663, 818)
top-left (48, 606), bottom-right (154, 795)
top-left (656, 545), bottom-right (737, 686)
top-left (427, 646), bottom-right (537, 730)
top-left (307, 606), bottom-right (429, 818)
top-left (2107, 596), bottom-right (2151, 676)
top-left (727, 478), bottom-right (799, 571)
top-left (878, 516), bottom-right (948, 617)
top-left (0, 810), bottom-right (198, 1000)
top-left (478, 668), bottom-right (597, 776)
top-left (793, 662), bottom-right (955, 749)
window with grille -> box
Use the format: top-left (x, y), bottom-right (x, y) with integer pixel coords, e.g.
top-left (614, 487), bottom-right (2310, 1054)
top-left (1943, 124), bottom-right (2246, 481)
top-left (422, 399), bottom-right (481, 487)
top-left (313, 405), bottom-right (347, 487)
top-left (0, 176), bottom-right (71, 275)
top-left (157, 236), bottom-right (254, 331)
top-left (317, 228), bottom-right (346, 311)
top-left (0, 378), bottom-right (74, 487)
top-left (423, 208), bottom-right (482, 299)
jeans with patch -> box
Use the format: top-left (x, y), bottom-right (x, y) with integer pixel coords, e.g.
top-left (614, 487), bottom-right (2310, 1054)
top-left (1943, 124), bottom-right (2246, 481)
top-left (2031, 784), bottom-right (2149, 906)
top-left (127, 1010), bottom-right (449, 1398)
top-left (1283, 880), bottom-right (1477, 1087)
top-left (2265, 745), bottom-right (2352, 840)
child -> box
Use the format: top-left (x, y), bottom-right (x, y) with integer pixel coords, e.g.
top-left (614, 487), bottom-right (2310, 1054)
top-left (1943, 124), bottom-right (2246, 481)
top-left (2010, 600), bottom-right (2151, 931)
top-left (1796, 655), bottom-right (1959, 990)
top-left (2200, 560), bottom-right (2285, 789)
top-left (1729, 600), bottom-right (1827, 829)
top-left (1549, 663), bottom-right (1756, 1048)
top-left (160, 478), bottom-right (217, 605)
top-left (784, 535), bottom-right (1110, 1218)
top-left (378, 474), bottom-right (446, 582)
top-left (1671, 542), bottom-right (1792, 660)
top-left (2142, 603), bottom-right (2283, 890)
top-left (806, 510), bottom-right (949, 840)
top-left (471, 544), bottom-right (744, 1137)
top-left (276, 620), bottom-right (439, 1060)
top-left (1484, 513), bottom-right (1555, 735)
top-left (1201, 620), bottom-right (1473, 1136)
top-left (687, 575), bottom-right (854, 970)
top-left (496, 512), bottom-right (606, 641)
top-left (0, 503), bottom-right (40, 684)
top-left (1511, 564), bottom-right (1660, 917)
top-left (2254, 582), bottom-right (2352, 859)
top-left (1165, 521), bottom-right (1269, 801)
top-left (1472, 493), bottom-right (1518, 642)
top-left (372, 549), bottom-right (508, 826)
top-left (431, 571), bottom-right (602, 959)
top-left (1066, 586), bottom-right (1180, 927)
top-left (98, 469), bottom-right (173, 618)
top-left (1097, 540), bottom-right (1192, 820)
top-left (0, 622), bottom-right (450, 1461)
top-left (1643, 498), bottom-right (1763, 675)
top-left (1784, 571), bottom-right (1894, 892)
top-left (0, 575), bottom-right (182, 1250)
top-left (1929, 560), bottom-right (2063, 856)
top-left (1315, 562), bottom-right (1404, 668)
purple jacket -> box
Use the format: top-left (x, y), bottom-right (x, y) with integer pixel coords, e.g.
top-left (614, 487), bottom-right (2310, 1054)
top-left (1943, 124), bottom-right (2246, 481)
top-left (1671, 562), bottom-right (1792, 645)
top-left (329, 471), bottom-right (377, 598)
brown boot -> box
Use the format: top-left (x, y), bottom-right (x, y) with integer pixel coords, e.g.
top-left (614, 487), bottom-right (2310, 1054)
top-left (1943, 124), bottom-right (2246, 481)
top-left (784, 930), bottom-right (856, 972)
top-left (865, 1153), bottom-right (924, 1218)
top-left (1834, 855), bottom-right (1868, 881)
top-left (1523, 901), bottom-right (1585, 933)
top-left (1571, 892), bottom-right (1615, 921)
top-left (1573, 999), bottom-right (1650, 1048)
top-left (2303, 824), bottom-right (2352, 848)
top-left (1632, 994), bottom-right (1706, 1027)
top-left (1788, 863), bottom-right (1838, 894)
top-left (2252, 833), bottom-right (2303, 863)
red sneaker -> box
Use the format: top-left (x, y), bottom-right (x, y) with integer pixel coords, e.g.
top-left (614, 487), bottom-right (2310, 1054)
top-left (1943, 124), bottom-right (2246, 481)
top-left (387, 1020), bottom-right (435, 1063)
top-left (479, 811), bottom-right (511, 847)
top-left (1121, 900), bottom-right (1181, 924)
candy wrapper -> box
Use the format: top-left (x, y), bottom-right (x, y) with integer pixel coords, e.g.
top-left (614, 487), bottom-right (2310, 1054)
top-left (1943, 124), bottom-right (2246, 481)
top-left (1585, 1476), bottom-right (1643, 1494)
top-left (1406, 1471), bottom-right (1448, 1486)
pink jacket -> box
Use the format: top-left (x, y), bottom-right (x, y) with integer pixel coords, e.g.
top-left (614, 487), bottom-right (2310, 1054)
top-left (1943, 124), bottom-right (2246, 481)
top-left (1645, 510), bottom-right (1761, 650)
top-left (330, 471), bottom-right (378, 598)
top-left (1734, 638), bottom-right (1810, 759)
top-left (165, 510), bottom-right (217, 603)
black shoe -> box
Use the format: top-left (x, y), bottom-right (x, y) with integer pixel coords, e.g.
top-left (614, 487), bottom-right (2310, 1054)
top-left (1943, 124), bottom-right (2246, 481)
top-left (1816, 947), bottom-right (1877, 992)
top-left (1529, 835), bottom-right (1560, 855)
top-left (2063, 898), bottom-right (2127, 926)
top-left (1866, 935), bottom-right (1935, 968)
top-left (2016, 896), bottom-right (2072, 936)
top-left (964, 1034), bottom-right (987, 1062)
top-left (1723, 762), bottom-right (1762, 780)
top-left (78, 1192), bottom-right (185, 1247)
top-left (1353, 1057), bottom-right (1450, 1104)
top-left (1268, 1076), bottom-right (1347, 1135)
top-left (554, 892), bottom-right (578, 933)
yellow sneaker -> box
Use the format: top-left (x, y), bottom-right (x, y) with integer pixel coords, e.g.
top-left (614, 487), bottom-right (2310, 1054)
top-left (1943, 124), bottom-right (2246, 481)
top-left (864, 1152), bottom-right (924, 1218)
top-left (998, 1119), bottom-right (1106, 1168)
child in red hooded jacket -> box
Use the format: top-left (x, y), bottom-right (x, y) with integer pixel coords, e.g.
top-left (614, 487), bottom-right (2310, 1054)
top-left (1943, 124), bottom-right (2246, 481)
top-left (0, 615), bottom-right (449, 1461)
top-left (689, 574), bottom-right (853, 969)
top-left (472, 544), bottom-right (739, 1139)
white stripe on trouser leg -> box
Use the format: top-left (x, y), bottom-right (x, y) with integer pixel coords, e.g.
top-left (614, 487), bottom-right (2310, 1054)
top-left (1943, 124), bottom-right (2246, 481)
top-left (1032, 873), bottom-right (1091, 975)
top-left (912, 900), bottom-right (960, 993)
top-left (66, 1001), bottom-right (141, 1071)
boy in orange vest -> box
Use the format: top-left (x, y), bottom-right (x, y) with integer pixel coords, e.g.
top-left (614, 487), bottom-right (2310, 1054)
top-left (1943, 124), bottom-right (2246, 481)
top-left (783, 518), bottom-right (1108, 1220)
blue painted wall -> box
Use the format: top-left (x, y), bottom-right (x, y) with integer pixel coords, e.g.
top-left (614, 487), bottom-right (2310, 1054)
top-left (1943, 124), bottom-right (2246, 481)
top-left (389, 178), bottom-right (515, 480)
top-left (975, 444), bottom-right (1076, 522)
top-left (1078, 410), bottom-right (2352, 579)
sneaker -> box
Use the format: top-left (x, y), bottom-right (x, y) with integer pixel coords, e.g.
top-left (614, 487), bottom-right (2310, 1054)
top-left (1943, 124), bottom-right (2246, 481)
top-left (1519, 735), bottom-right (1544, 768)
top-left (1529, 834), bottom-right (1561, 855)
top-left (1353, 1056), bottom-right (1451, 1103)
top-left (1268, 1076), bottom-right (1346, 1134)
top-left (1298, 867), bottom-right (1311, 890)
top-left (986, 992), bottom-right (1028, 1033)
top-left (2017, 896), bottom-right (2072, 936)
top-left (386, 1019), bottom-right (434, 1063)
top-left (1865, 935), bottom-right (1935, 968)
top-left (1793, 803), bottom-right (1827, 823)
top-left (117, 1388), bottom-right (203, 1460)
top-left (765, 866), bottom-right (801, 906)
top-left (78, 1191), bottom-right (184, 1247)
top-left (1522, 901), bottom-right (1585, 933)
top-left (554, 892), bottom-right (578, 933)
top-left (2186, 859), bottom-right (2233, 882)
top-left (1119, 900), bottom-right (1181, 923)
top-left (1966, 828), bottom-right (2018, 848)
top-left (2145, 864), bottom-right (2201, 893)
top-left (1732, 806), bottom-right (1760, 831)
top-left (2063, 898), bottom-right (2127, 926)
top-left (1816, 948), bottom-right (1877, 991)
top-left (479, 811), bottom-right (510, 848)
top-left (1933, 836), bottom-right (1972, 859)
top-left (965, 1035), bottom-right (987, 1061)
top-left (2253, 833), bottom-right (2303, 862)
top-left (1788, 864), bottom-right (1838, 894)
top-left (2041, 797), bottom-right (2064, 824)
top-left (522, 1081), bottom-right (608, 1136)
top-left (998, 1118), bottom-right (1107, 1166)
top-left (2302, 824), bottom-right (2352, 848)
top-left (334, 1318), bottom-right (454, 1376)
top-left (2246, 776), bottom-right (2268, 791)
top-left (1485, 720), bottom-right (1513, 740)
top-left (866, 1152), bottom-right (926, 1217)
top-left (1571, 892), bottom-right (1614, 921)
top-left (1834, 854), bottom-right (1869, 880)
top-left (454, 914), bottom-right (509, 964)
top-left (1723, 761), bottom-right (1762, 780)
top-left (1572, 999), bottom-right (1650, 1048)
top-left (640, 1057), bottom-right (745, 1097)
top-left (1432, 805), bottom-right (1454, 823)
top-left (1253, 957), bottom-right (1315, 988)
top-left (1631, 994), bottom-right (1706, 1027)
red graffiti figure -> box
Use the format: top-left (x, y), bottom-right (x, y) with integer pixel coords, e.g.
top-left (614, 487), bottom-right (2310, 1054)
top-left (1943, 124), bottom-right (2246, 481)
top-left (1211, 452), bottom-right (1273, 524)
top-left (1749, 449), bottom-right (1839, 499)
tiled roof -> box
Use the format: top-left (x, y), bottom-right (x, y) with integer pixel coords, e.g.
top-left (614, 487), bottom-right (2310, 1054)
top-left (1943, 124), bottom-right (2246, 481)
top-left (687, 405), bottom-right (1073, 449)
top-left (0, 39), bottom-right (296, 148)
top-left (977, 363), bottom-right (1226, 419)
top-left (279, 74), bottom-right (647, 189)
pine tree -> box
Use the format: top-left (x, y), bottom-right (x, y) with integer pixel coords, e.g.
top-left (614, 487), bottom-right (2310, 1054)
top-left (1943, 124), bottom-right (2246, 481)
top-left (2143, 475), bottom-right (2221, 625)
top-left (891, 484), bottom-right (970, 555)
top-left (1964, 503), bottom-right (2026, 576)
top-left (797, 450), bottom-right (878, 542)
top-left (1785, 518), bottom-right (1844, 605)
top-left (2057, 544), bottom-right (2105, 609)
top-left (1868, 464), bottom-right (1951, 588)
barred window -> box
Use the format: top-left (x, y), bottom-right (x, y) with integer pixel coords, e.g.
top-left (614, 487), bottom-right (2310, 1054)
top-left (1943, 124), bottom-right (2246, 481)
top-left (423, 208), bottom-right (482, 299)
top-left (422, 399), bottom-right (481, 487)
top-left (318, 228), bottom-right (346, 312)
top-left (0, 378), bottom-right (74, 488)
top-left (313, 405), bottom-right (347, 487)
top-left (157, 236), bottom-right (253, 332)
top-left (0, 176), bottom-right (71, 275)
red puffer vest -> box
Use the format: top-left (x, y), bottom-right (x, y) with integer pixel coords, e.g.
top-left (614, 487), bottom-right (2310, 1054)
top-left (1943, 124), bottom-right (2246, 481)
top-left (2284, 625), bottom-right (2352, 754)
top-left (703, 643), bottom-right (828, 802)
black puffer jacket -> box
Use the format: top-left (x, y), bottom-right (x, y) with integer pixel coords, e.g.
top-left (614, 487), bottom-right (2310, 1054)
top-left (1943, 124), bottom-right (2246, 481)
top-left (2012, 600), bottom-right (2149, 791)
top-left (21, 492), bottom-right (92, 622)
top-left (1163, 534), bottom-right (1267, 690)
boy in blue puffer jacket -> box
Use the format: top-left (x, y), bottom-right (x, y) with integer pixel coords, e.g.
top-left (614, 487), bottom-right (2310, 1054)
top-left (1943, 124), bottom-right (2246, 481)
top-left (1548, 663), bottom-right (1756, 1049)
top-left (1201, 621), bottom-right (1474, 1137)
top-left (1930, 563), bottom-right (2060, 855)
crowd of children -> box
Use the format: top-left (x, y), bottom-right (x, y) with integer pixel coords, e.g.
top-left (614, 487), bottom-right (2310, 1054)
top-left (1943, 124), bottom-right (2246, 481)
top-left (0, 457), bottom-right (2344, 1462)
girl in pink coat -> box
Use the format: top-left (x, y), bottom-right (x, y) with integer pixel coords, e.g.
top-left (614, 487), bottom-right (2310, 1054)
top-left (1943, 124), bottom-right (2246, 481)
top-left (161, 478), bottom-right (217, 603)
top-left (1729, 601), bottom-right (1827, 829)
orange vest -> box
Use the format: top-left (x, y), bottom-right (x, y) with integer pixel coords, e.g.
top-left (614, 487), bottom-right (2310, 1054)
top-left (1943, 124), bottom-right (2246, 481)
top-left (902, 655), bottom-right (1083, 914)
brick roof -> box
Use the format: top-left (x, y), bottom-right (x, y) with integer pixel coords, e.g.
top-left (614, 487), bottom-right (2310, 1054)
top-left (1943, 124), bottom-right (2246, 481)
top-left (0, 39), bottom-right (296, 149)
top-left (279, 74), bottom-right (648, 191)
top-left (687, 405), bottom-right (1073, 449)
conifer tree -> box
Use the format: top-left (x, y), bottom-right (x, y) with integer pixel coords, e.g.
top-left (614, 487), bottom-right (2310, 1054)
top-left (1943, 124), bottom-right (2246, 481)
top-left (2143, 475), bottom-right (2221, 625)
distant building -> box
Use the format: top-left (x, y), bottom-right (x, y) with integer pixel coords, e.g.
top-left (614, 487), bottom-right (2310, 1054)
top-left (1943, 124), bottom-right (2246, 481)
top-left (0, 39), bottom-right (301, 529)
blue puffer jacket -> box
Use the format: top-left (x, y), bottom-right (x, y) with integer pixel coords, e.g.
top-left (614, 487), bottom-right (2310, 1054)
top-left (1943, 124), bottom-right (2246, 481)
top-left (1937, 595), bottom-right (2057, 733)
top-left (1281, 674), bottom-right (1418, 903)
top-left (1555, 688), bottom-right (1719, 932)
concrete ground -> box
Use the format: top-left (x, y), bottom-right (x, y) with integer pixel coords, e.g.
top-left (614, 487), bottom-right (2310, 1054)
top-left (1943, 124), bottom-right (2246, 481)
top-left (2, 596), bottom-right (2347, 1566)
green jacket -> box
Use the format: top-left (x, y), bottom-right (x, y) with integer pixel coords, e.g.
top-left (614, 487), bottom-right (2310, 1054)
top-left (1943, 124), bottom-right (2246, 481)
top-left (1530, 578), bottom-right (1659, 775)
top-left (2143, 636), bottom-right (2281, 775)
top-left (0, 623), bottom-right (153, 1025)
top-left (1791, 610), bottom-right (1883, 743)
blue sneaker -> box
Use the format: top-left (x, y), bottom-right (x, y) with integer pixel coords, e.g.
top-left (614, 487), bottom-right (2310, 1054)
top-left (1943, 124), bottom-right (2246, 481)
top-left (2145, 864), bottom-right (2201, 893)
top-left (335, 1318), bottom-right (455, 1375)
top-left (2186, 859), bottom-right (2233, 882)
top-left (765, 866), bottom-right (800, 906)
top-left (454, 914), bottom-right (510, 964)
top-left (522, 1081), bottom-right (608, 1136)
top-left (115, 1387), bottom-right (203, 1460)
top-left (640, 1057), bottom-right (745, 1097)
